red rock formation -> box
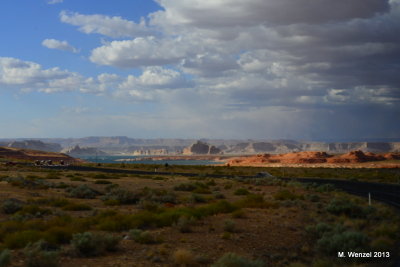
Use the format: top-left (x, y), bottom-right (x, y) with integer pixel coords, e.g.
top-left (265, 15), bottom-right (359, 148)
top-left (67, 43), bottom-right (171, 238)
top-left (327, 150), bottom-right (384, 163)
top-left (227, 150), bottom-right (391, 166)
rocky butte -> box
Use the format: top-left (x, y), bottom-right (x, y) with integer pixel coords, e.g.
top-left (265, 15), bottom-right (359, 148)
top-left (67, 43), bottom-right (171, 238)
top-left (183, 141), bottom-right (221, 155)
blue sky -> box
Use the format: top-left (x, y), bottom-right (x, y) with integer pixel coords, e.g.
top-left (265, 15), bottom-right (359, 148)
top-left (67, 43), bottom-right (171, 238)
top-left (1, 0), bottom-right (399, 140)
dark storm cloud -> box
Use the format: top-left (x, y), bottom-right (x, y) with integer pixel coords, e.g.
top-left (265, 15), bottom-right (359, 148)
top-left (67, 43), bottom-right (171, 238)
top-left (155, 0), bottom-right (390, 28)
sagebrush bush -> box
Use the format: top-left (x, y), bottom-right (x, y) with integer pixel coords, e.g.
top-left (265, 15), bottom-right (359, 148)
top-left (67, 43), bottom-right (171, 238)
top-left (212, 253), bottom-right (264, 267)
top-left (234, 188), bottom-right (250, 196)
top-left (174, 216), bottom-right (195, 233)
top-left (1, 198), bottom-right (23, 214)
top-left (67, 185), bottom-right (99, 199)
top-left (172, 249), bottom-right (194, 266)
top-left (188, 194), bottom-right (207, 204)
top-left (317, 230), bottom-right (369, 255)
top-left (223, 220), bottom-right (237, 233)
top-left (24, 240), bottom-right (59, 267)
top-left (71, 232), bottom-right (104, 256)
top-left (129, 229), bottom-right (159, 244)
top-left (213, 192), bottom-right (225, 199)
top-left (4, 230), bottom-right (43, 249)
top-left (101, 188), bottom-right (140, 204)
top-left (174, 183), bottom-right (197, 191)
top-left (45, 173), bottom-right (61, 180)
top-left (100, 234), bottom-right (122, 252)
top-left (44, 226), bottom-right (74, 245)
top-left (69, 177), bottom-right (86, 182)
top-left (94, 180), bottom-right (112, 184)
top-left (18, 205), bottom-right (52, 217)
top-left (236, 194), bottom-right (279, 209)
top-left (141, 188), bottom-right (178, 204)
top-left (273, 190), bottom-right (303, 201)
top-left (62, 203), bottom-right (92, 211)
top-left (326, 198), bottom-right (373, 218)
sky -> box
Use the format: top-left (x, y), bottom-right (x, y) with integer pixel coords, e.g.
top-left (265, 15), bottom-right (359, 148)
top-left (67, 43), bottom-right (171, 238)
top-left (0, 0), bottom-right (399, 140)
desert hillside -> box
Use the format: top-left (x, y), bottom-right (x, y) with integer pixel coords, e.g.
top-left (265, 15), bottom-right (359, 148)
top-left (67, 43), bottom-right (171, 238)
top-left (0, 146), bottom-right (81, 163)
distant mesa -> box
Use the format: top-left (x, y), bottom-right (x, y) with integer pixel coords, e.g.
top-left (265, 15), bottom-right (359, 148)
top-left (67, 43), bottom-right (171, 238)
top-left (7, 140), bottom-right (62, 153)
top-left (183, 141), bottom-right (221, 155)
top-left (61, 145), bottom-right (108, 157)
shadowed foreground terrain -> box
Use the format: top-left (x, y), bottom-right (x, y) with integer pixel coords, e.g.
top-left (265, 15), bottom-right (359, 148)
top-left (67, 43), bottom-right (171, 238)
top-left (0, 160), bottom-right (399, 267)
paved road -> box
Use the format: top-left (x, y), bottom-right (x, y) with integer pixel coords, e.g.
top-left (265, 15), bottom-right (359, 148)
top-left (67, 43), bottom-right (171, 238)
top-left (43, 165), bottom-right (400, 209)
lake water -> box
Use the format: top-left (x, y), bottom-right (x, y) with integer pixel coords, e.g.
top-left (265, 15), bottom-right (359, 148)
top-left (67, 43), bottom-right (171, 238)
top-left (79, 155), bottom-right (221, 166)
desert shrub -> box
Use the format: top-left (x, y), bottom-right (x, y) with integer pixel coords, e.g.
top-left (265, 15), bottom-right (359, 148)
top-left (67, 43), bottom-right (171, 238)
top-left (174, 216), bottom-right (195, 233)
top-left (307, 222), bottom-right (369, 257)
top-left (138, 200), bottom-right (162, 212)
top-left (172, 249), bottom-right (194, 266)
top-left (315, 184), bottom-right (335, 192)
top-left (71, 232), bottom-right (102, 256)
top-left (96, 213), bottom-right (135, 232)
top-left (231, 210), bottom-right (246, 219)
top-left (67, 185), bottom-right (99, 199)
top-left (273, 190), bottom-right (303, 201)
top-left (223, 220), bottom-right (237, 233)
top-left (94, 180), bottom-right (112, 184)
top-left (0, 250), bottom-right (11, 267)
top-left (316, 230), bottom-right (369, 255)
top-left (45, 173), bottom-right (61, 180)
top-left (213, 192), bottom-right (225, 199)
top-left (234, 188), bottom-right (250, 196)
top-left (44, 226), bottom-right (74, 245)
top-left (103, 199), bottom-right (120, 206)
top-left (326, 198), bottom-right (373, 218)
top-left (71, 232), bottom-right (120, 256)
top-left (62, 203), bottom-right (92, 211)
top-left (236, 194), bottom-right (279, 209)
top-left (174, 183), bottom-right (197, 191)
top-left (3, 176), bottom-right (51, 189)
top-left (101, 189), bottom-right (140, 204)
top-left (188, 194), bottom-right (207, 204)
top-left (40, 198), bottom-right (70, 208)
top-left (1, 198), bottom-right (23, 214)
top-left (212, 253), bottom-right (264, 267)
top-left (194, 201), bottom-right (238, 218)
top-left (224, 183), bottom-right (233, 190)
top-left (54, 182), bottom-right (69, 189)
top-left (92, 174), bottom-right (107, 179)
top-left (99, 234), bottom-right (122, 252)
top-left (104, 184), bottom-right (119, 192)
top-left (18, 205), bottom-right (52, 217)
top-left (141, 188), bottom-right (178, 204)
top-left (24, 240), bottom-right (59, 267)
top-left (307, 194), bottom-right (320, 202)
top-left (70, 177), bottom-right (86, 182)
top-left (4, 230), bottom-right (43, 249)
top-left (129, 229), bottom-right (159, 244)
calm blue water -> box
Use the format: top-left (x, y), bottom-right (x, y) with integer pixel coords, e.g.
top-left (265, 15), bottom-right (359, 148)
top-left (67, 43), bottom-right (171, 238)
top-left (79, 155), bottom-right (221, 166)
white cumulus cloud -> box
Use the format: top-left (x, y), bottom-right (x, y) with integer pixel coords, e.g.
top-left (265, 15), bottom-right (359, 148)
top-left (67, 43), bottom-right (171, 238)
top-left (42, 39), bottom-right (78, 53)
top-left (60, 11), bottom-right (151, 38)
